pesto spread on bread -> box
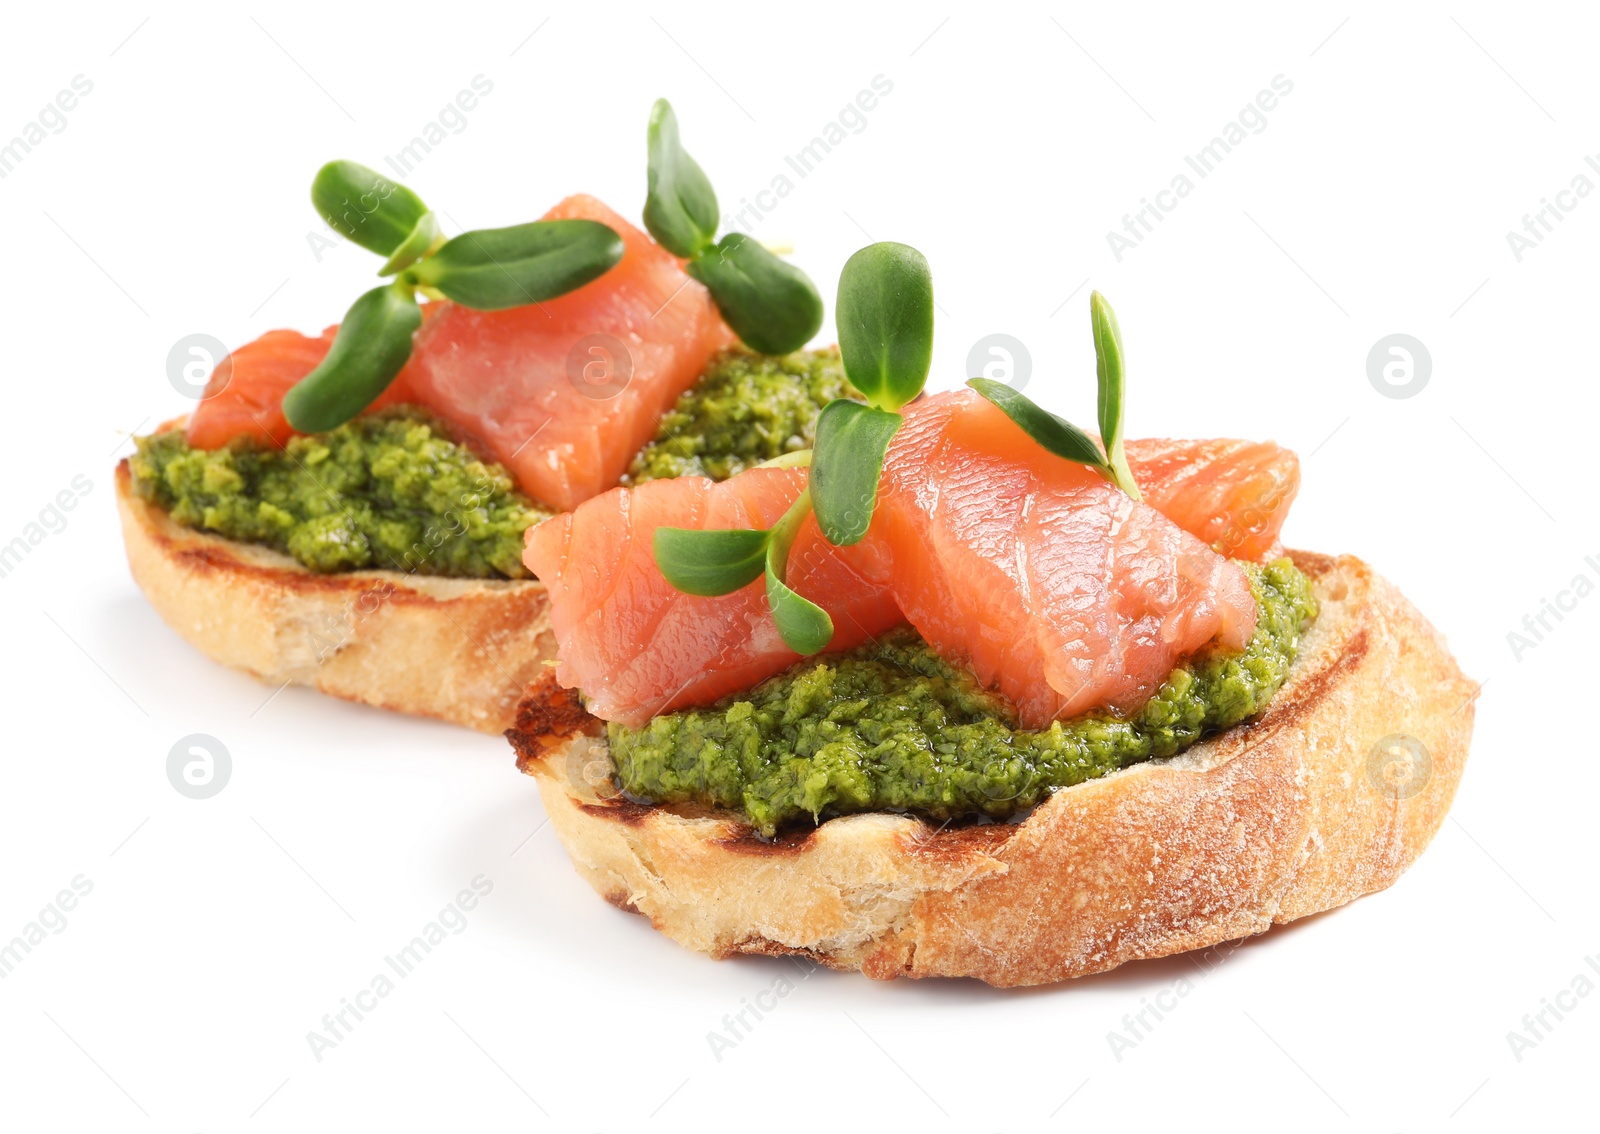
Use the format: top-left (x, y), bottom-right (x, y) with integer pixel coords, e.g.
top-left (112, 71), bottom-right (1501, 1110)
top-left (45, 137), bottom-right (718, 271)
top-left (130, 349), bottom-right (849, 579)
top-left (131, 410), bottom-right (541, 578)
top-left (606, 558), bottom-right (1317, 835)
top-left (626, 348), bottom-right (857, 483)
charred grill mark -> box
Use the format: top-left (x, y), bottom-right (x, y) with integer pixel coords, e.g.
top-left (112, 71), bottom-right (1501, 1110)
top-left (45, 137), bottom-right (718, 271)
top-left (576, 797), bottom-right (655, 826)
top-left (509, 673), bottom-right (602, 765)
top-left (898, 820), bottom-right (1018, 862)
top-left (603, 890), bottom-right (642, 915)
top-left (711, 825), bottom-right (818, 856)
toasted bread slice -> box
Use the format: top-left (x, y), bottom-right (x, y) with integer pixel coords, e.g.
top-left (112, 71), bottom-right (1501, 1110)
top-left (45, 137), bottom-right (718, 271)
top-left (507, 551), bottom-right (1476, 987)
top-left (116, 460), bottom-right (552, 733)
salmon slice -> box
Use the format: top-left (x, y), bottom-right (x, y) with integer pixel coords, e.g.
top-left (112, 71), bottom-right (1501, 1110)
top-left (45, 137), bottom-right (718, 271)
top-left (857, 391), bottom-right (1255, 725)
top-left (186, 195), bottom-right (733, 510)
top-left (902, 391), bottom-right (1301, 563)
top-left (184, 326), bottom-right (415, 450)
top-left (400, 195), bottom-right (734, 510)
top-left (1128, 436), bottom-right (1298, 562)
top-left (523, 467), bottom-right (901, 725)
top-left (525, 391), bottom-right (1258, 730)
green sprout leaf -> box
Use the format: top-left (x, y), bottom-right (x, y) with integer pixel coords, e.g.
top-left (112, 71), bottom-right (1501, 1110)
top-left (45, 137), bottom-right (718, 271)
top-left (967, 377), bottom-right (1109, 472)
top-left (765, 488), bottom-right (833, 654)
top-left (810, 401), bottom-right (901, 545)
top-left (410, 219), bottom-right (624, 310)
top-left (836, 242), bottom-right (934, 411)
top-left (378, 210), bottom-right (441, 276)
top-left (311, 161), bottom-right (431, 258)
top-left (282, 281), bottom-right (422, 433)
top-left (643, 99), bottom-right (719, 259)
top-left (650, 490), bottom-right (832, 655)
top-left (641, 100), bottom-right (826, 357)
top-left (766, 570), bottom-right (833, 655)
top-left (686, 234), bottom-right (824, 355)
top-left (1090, 290), bottom-right (1140, 500)
top-left (754, 451), bottom-right (813, 471)
top-left (291, 158), bottom-right (629, 428)
top-left (966, 291), bottom-right (1144, 498)
top-left (653, 527), bottom-right (769, 596)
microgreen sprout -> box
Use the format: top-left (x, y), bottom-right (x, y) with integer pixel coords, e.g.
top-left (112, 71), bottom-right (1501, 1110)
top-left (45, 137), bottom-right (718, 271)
top-left (968, 290), bottom-right (1142, 499)
top-left (652, 242), bottom-right (933, 654)
top-left (281, 161), bottom-right (624, 433)
top-left (643, 100), bottom-right (824, 355)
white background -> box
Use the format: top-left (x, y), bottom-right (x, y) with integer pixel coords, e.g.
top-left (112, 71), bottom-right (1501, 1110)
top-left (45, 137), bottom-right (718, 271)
top-left (1, 2), bottom-right (1595, 1130)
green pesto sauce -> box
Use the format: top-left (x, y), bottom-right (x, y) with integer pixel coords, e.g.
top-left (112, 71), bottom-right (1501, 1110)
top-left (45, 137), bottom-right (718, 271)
top-left (626, 348), bottom-right (858, 483)
top-left (134, 349), bottom-right (849, 577)
top-left (607, 559), bottom-right (1319, 836)
top-left (130, 410), bottom-right (545, 578)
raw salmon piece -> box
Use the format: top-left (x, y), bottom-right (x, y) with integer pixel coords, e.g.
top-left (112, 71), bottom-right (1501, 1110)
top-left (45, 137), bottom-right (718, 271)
top-left (1128, 437), bottom-right (1299, 562)
top-left (184, 326), bottom-right (416, 450)
top-left (527, 390), bottom-right (1257, 730)
top-left (899, 393), bottom-right (1299, 563)
top-left (523, 468), bottom-right (901, 725)
top-left (186, 195), bottom-right (733, 511)
top-left (863, 392), bottom-right (1255, 725)
top-left (401, 195), bottom-right (735, 510)
top-left (884, 395), bottom-right (1298, 564)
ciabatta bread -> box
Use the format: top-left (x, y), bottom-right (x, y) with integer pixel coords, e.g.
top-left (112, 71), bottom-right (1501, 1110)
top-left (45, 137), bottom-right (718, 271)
top-left (507, 551), bottom-right (1476, 987)
top-left (116, 460), bottom-right (552, 733)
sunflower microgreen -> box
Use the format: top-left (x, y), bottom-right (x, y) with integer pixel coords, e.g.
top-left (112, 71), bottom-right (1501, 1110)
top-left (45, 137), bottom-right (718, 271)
top-left (312, 160), bottom-right (432, 259)
top-left (282, 161), bottom-right (625, 433)
top-left (651, 487), bottom-right (833, 655)
top-left (643, 99), bottom-right (823, 355)
top-left (280, 279), bottom-right (423, 434)
top-left (809, 399), bottom-right (901, 546)
top-left (1090, 291), bottom-right (1140, 500)
top-left (764, 487), bottom-right (833, 653)
top-left (834, 242), bottom-right (935, 411)
top-left (409, 219), bottom-right (628, 310)
top-left (650, 241), bottom-right (934, 655)
top-left (968, 290), bottom-right (1142, 499)
top-left (653, 527), bottom-right (769, 597)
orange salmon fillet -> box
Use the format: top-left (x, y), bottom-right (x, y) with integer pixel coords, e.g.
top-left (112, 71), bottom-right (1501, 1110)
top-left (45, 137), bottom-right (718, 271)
top-left (524, 467), bottom-right (901, 724)
top-left (185, 195), bottom-right (733, 511)
top-left (525, 390), bottom-right (1260, 728)
top-left (1128, 436), bottom-right (1299, 562)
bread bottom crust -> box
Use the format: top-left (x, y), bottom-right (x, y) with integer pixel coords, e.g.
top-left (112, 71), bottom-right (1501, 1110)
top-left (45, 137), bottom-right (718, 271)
top-left (508, 551), bottom-right (1477, 987)
top-left (116, 460), bottom-right (553, 733)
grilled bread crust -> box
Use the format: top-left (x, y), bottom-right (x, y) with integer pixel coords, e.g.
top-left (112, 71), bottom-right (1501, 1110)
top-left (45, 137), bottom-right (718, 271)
top-left (507, 551), bottom-right (1476, 987)
top-left (116, 460), bottom-right (553, 733)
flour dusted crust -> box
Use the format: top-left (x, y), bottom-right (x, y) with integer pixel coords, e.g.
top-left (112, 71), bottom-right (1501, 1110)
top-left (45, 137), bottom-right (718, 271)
top-left (116, 460), bottom-right (553, 733)
top-left (507, 552), bottom-right (1477, 987)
